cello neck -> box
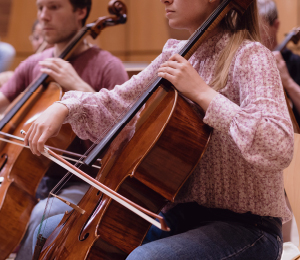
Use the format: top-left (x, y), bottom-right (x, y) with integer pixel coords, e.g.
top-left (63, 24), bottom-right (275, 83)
top-left (274, 31), bottom-right (296, 52)
top-left (0, 27), bottom-right (91, 131)
top-left (274, 27), bottom-right (300, 52)
top-left (57, 25), bottom-right (93, 60)
top-left (84, 0), bottom-right (254, 166)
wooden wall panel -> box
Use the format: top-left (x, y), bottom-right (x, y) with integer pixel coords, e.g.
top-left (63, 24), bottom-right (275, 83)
top-left (276, 0), bottom-right (297, 42)
top-left (1, 0), bottom-right (37, 69)
top-left (90, 0), bottom-right (169, 61)
top-left (2, 0), bottom-right (300, 70)
top-left (0, 0), bottom-right (12, 37)
top-left (125, 1), bottom-right (169, 61)
top-left (275, 0), bottom-right (300, 54)
top-left (1, 0), bottom-right (170, 70)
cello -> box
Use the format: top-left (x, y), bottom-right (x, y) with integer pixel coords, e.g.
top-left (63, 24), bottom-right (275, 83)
top-left (34, 0), bottom-right (254, 259)
top-left (274, 27), bottom-right (300, 52)
top-left (0, 1), bottom-right (127, 259)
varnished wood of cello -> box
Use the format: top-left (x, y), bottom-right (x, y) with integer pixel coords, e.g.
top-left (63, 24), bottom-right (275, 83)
top-left (37, 0), bottom-right (255, 258)
top-left (0, 1), bottom-right (127, 258)
top-left (38, 86), bottom-right (211, 259)
top-left (0, 83), bottom-right (76, 260)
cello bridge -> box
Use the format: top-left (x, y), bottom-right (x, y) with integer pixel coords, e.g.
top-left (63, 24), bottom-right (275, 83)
top-left (50, 192), bottom-right (85, 215)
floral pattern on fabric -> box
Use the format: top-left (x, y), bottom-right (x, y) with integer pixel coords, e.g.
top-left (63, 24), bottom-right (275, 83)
top-left (58, 32), bottom-right (294, 222)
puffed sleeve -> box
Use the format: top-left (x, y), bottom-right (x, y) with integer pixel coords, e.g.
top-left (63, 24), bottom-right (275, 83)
top-left (58, 39), bottom-right (183, 142)
top-left (204, 42), bottom-right (294, 171)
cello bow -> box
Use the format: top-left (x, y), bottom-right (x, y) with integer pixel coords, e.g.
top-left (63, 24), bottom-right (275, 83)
top-left (0, 0), bottom-right (127, 132)
top-left (0, 1), bottom-right (127, 260)
top-left (35, 1), bottom-right (255, 260)
top-left (84, 0), bottom-right (254, 166)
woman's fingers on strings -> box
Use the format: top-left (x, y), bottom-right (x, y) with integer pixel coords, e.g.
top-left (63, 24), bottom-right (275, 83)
top-left (158, 67), bottom-right (177, 82)
top-left (158, 65), bottom-right (177, 75)
top-left (160, 60), bottom-right (180, 69)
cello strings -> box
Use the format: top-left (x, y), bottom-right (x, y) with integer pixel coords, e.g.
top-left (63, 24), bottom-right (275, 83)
top-left (38, 134), bottom-right (101, 236)
top-left (0, 135), bottom-right (101, 168)
top-left (36, 64), bottom-right (183, 236)
top-left (13, 25), bottom-right (197, 239)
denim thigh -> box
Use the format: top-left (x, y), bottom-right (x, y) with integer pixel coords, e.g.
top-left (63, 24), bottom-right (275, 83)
top-left (127, 203), bottom-right (283, 260)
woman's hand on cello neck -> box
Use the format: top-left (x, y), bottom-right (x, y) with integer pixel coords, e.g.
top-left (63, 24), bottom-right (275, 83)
top-left (24, 103), bottom-right (69, 156)
top-left (158, 54), bottom-right (218, 111)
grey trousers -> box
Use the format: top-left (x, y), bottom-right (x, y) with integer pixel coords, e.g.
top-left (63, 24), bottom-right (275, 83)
top-left (15, 183), bottom-right (89, 260)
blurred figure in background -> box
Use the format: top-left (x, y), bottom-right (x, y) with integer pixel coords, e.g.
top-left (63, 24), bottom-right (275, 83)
top-left (0, 40), bottom-right (15, 88)
top-left (258, 0), bottom-right (300, 247)
top-left (258, 0), bottom-right (300, 125)
top-left (29, 20), bottom-right (53, 53)
top-left (0, 20), bottom-right (52, 89)
top-left (0, 39), bottom-right (15, 73)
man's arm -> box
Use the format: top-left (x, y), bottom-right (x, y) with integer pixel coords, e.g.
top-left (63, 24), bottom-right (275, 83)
top-left (0, 71), bottom-right (14, 87)
top-left (274, 51), bottom-right (300, 114)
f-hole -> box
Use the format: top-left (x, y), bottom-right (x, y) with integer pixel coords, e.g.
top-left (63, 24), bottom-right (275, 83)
top-left (79, 193), bottom-right (103, 241)
top-left (0, 154), bottom-right (8, 173)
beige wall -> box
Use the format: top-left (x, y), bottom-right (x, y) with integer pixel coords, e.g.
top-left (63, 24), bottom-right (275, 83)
top-left (0, 0), bottom-right (13, 38)
top-left (276, 0), bottom-right (300, 54)
top-left (1, 0), bottom-right (300, 70)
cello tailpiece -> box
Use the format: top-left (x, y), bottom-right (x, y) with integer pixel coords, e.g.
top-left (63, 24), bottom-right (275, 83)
top-left (32, 234), bottom-right (46, 260)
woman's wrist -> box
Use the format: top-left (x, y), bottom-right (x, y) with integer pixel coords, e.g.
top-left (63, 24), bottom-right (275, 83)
top-left (53, 102), bottom-right (69, 119)
top-left (194, 88), bottom-right (218, 112)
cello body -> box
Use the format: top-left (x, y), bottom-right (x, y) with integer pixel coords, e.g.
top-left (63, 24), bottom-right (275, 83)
top-left (36, 0), bottom-right (258, 258)
top-left (38, 86), bottom-right (211, 259)
top-left (0, 83), bottom-right (76, 259)
top-left (0, 2), bottom-right (127, 258)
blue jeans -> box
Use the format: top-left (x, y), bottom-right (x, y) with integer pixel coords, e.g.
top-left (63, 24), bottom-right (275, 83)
top-left (129, 203), bottom-right (283, 260)
top-left (17, 183), bottom-right (89, 260)
top-left (33, 203), bottom-right (283, 260)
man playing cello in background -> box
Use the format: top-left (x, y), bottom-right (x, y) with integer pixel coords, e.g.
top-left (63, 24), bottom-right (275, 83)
top-left (258, 0), bottom-right (300, 126)
top-left (0, 0), bottom-right (128, 259)
top-left (258, 0), bottom-right (300, 248)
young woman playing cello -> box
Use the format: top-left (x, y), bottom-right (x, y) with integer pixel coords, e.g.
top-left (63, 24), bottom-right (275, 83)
top-left (26, 0), bottom-right (293, 259)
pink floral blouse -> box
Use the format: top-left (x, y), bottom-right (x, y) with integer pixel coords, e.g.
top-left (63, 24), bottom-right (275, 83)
top-left (59, 32), bottom-right (294, 221)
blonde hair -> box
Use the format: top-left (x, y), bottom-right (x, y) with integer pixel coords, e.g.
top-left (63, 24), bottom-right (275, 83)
top-left (211, 0), bottom-right (261, 91)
